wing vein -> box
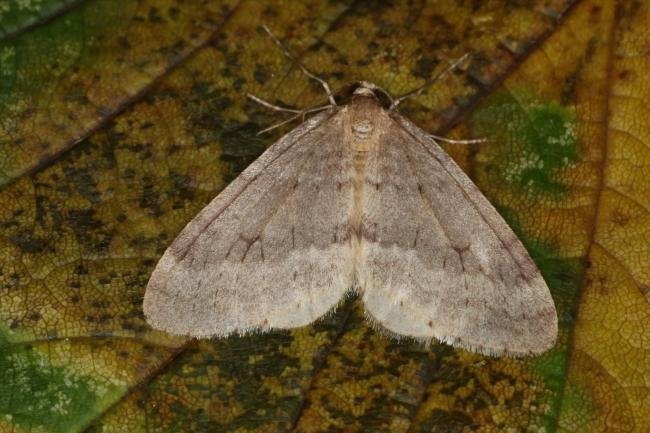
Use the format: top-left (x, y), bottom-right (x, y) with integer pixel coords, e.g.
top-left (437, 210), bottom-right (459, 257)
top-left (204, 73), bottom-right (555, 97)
top-left (396, 130), bottom-right (457, 250)
top-left (178, 110), bottom-right (337, 261)
top-left (399, 121), bottom-right (532, 274)
top-left (396, 129), bottom-right (472, 318)
top-left (210, 147), bottom-right (317, 264)
top-left (228, 118), bottom-right (343, 261)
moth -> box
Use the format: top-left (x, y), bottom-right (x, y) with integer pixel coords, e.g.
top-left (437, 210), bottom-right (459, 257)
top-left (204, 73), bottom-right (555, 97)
top-left (144, 31), bottom-right (557, 356)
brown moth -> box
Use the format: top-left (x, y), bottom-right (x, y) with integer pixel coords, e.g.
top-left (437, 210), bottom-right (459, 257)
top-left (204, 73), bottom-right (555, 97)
top-left (143, 80), bottom-right (558, 357)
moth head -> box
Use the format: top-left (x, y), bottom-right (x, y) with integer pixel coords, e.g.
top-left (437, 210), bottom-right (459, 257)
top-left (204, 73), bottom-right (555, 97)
top-left (353, 81), bottom-right (381, 98)
top-left (336, 81), bottom-right (393, 108)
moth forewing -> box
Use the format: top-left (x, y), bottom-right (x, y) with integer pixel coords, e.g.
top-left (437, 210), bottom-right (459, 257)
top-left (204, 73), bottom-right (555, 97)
top-left (359, 108), bottom-right (557, 356)
top-left (143, 109), bottom-right (356, 337)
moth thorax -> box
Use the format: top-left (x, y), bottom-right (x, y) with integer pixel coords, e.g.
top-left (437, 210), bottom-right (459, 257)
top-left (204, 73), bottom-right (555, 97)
top-left (352, 120), bottom-right (373, 138)
top-left (347, 97), bottom-right (383, 153)
top-left (349, 118), bottom-right (377, 153)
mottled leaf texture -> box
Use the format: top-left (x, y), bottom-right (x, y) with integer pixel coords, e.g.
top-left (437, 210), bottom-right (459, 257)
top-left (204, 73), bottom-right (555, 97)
top-left (144, 86), bottom-right (557, 356)
top-left (0, 0), bottom-right (648, 433)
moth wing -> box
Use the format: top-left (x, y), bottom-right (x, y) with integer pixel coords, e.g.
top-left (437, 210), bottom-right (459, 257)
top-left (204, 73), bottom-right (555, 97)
top-left (144, 110), bottom-right (355, 337)
top-left (359, 114), bottom-right (557, 356)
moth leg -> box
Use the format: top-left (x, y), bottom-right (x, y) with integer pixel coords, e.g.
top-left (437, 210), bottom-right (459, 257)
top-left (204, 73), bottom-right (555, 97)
top-left (247, 94), bottom-right (333, 135)
top-left (247, 94), bottom-right (302, 114)
top-left (427, 134), bottom-right (487, 145)
top-left (390, 53), bottom-right (471, 110)
top-left (262, 24), bottom-right (337, 106)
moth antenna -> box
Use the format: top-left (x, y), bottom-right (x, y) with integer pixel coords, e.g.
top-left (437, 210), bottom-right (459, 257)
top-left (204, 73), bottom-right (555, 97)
top-left (262, 24), bottom-right (337, 106)
top-left (428, 133), bottom-right (487, 145)
top-left (390, 52), bottom-right (471, 110)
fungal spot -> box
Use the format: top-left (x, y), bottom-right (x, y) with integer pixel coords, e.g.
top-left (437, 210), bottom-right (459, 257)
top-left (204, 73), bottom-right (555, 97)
top-left (611, 210), bottom-right (630, 226)
top-left (428, 320), bottom-right (433, 328)
top-left (471, 91), bottom-right (579, 197)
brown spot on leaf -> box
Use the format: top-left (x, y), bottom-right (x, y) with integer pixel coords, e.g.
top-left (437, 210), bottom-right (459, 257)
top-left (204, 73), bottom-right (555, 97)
top-left (640, 284), bottom-right (650, 296)
top-left (611, 209), bottom-right (630, 226)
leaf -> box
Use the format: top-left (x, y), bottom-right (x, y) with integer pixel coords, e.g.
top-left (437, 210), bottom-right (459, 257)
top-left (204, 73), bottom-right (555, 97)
top-left (1, 1), bottom-right (648, 432)
top-left (0, 0), bottom-right (237, 185)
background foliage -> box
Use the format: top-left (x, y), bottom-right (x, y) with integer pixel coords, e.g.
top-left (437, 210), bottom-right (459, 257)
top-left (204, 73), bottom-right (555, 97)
top-left (0, 0), bottom-right (648, 432)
